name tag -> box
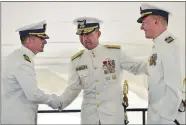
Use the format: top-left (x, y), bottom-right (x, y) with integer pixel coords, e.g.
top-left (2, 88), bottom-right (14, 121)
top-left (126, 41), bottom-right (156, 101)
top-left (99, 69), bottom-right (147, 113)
top-left (76, 65), bottom-right (88, 71)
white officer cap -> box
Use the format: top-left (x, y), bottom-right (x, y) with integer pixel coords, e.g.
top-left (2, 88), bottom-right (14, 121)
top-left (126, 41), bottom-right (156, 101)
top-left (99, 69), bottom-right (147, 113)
top-left (73, 17), bottom-right (103, 35)
top-left (137, 3), bottom-right (171, 24)
top-left (15, 20), bottom-right (49, 39)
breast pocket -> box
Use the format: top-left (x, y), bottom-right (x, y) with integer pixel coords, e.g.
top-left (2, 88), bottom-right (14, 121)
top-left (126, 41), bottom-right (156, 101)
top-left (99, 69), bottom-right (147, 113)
top-left (77, 69), bottom-right (89, 78)
top-left (77, 69), bottom-right (90, 86)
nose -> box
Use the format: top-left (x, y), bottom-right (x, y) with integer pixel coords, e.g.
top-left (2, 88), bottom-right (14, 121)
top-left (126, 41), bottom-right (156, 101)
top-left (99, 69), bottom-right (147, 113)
top-left (140, 24), bottom-right (144, 30)
top-left (43, 39), bottom-right (47, 44)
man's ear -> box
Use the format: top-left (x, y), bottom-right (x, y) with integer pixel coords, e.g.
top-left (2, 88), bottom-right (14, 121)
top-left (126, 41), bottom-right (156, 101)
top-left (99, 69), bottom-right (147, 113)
top-left (98, 31), bottom-right (101, 38)
top-left (154, 18), bottom-right (160, 25)
top-left (26, 37), bottom-right (33, 45)
top-left (155, 20), bottom-right (158, 25)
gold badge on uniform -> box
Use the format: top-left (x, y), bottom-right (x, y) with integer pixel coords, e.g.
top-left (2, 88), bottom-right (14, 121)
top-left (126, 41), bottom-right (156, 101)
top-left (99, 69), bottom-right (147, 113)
top-left (148, 53), bottom-right (157, 66)
top-left (103, 58), bottom-right (115, 74)
top-left (112, 74), bottom-right (116, 79)
top-left (23, 54), bottom-right (31, 63)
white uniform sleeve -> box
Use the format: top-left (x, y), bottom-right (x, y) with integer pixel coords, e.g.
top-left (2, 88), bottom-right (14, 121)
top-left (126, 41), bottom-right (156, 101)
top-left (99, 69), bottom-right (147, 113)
top-left (158, 43), bottom-right (182, 121)
top-left (120, 48), bottom-right (149, 75)
top-left (59, 61), bottom-right (82, 109)
top-left (14, 62), bottom-right (61, 108)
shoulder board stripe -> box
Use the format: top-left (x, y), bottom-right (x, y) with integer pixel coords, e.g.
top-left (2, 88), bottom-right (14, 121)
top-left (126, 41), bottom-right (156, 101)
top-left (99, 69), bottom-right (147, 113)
top-left (165, 36), bottom-right (174, 43)
top-left (104, 44), bottom-right (121, 49)
top-left (71, 50), bottom-right (84, 61)
top-left (23, 54), bottom-right (31, 63)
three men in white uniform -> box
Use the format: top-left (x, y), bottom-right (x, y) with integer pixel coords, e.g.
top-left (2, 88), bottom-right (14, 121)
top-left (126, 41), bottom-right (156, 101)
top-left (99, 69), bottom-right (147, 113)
top-left (1, 21), bottom-right (62, 124)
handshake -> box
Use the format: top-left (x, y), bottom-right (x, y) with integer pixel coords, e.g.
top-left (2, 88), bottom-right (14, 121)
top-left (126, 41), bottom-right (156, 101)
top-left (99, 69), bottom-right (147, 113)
top-left (47, 94), bottom-right (63, 111)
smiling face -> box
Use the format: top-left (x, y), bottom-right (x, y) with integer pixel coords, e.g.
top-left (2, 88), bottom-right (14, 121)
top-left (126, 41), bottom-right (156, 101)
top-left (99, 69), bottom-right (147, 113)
top-left (140, 15), bottom-right (158, 39)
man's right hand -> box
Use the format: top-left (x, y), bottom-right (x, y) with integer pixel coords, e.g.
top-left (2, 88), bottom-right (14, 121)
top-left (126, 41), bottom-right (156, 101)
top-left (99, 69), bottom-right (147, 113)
top-left (58, 103), bottom-right (63, 111)
top-left (48, 94), bottom-right (63, 109)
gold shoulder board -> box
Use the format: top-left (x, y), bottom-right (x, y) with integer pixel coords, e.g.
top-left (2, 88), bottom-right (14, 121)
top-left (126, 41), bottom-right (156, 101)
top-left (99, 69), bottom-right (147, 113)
top-left (104, 44), bottom-right (121, 49)
top-left (165, 36), bottom-right (174, 43)
top-left (71, 50), bottom-right (84, 61)
top-left (23, 54), bottom-right (31, 63)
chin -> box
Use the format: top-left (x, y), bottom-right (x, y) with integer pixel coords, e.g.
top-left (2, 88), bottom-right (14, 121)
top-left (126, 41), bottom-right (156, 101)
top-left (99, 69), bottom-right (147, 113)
top-left (85, 45), bottom-right (93, 50)
top-left (86, 47), bottom-right (92, 50)
top-left (145, 35), bottom-right (151, 39)
top-left (40, 49), bottom-right (44, 52)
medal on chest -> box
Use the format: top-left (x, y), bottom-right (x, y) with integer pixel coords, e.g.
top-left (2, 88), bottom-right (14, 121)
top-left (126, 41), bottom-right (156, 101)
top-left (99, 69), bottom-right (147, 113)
top-left (148, 53), bottom-right (157, 66)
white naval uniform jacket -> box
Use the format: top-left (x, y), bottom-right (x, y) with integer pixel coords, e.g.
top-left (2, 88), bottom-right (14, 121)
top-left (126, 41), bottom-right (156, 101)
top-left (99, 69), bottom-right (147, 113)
top-left (1, 46), bottom-right (57, 124)
top-left (60, 44), bottom-right (148, 124)
top-left (147, 30), bottom-right (184, 124)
